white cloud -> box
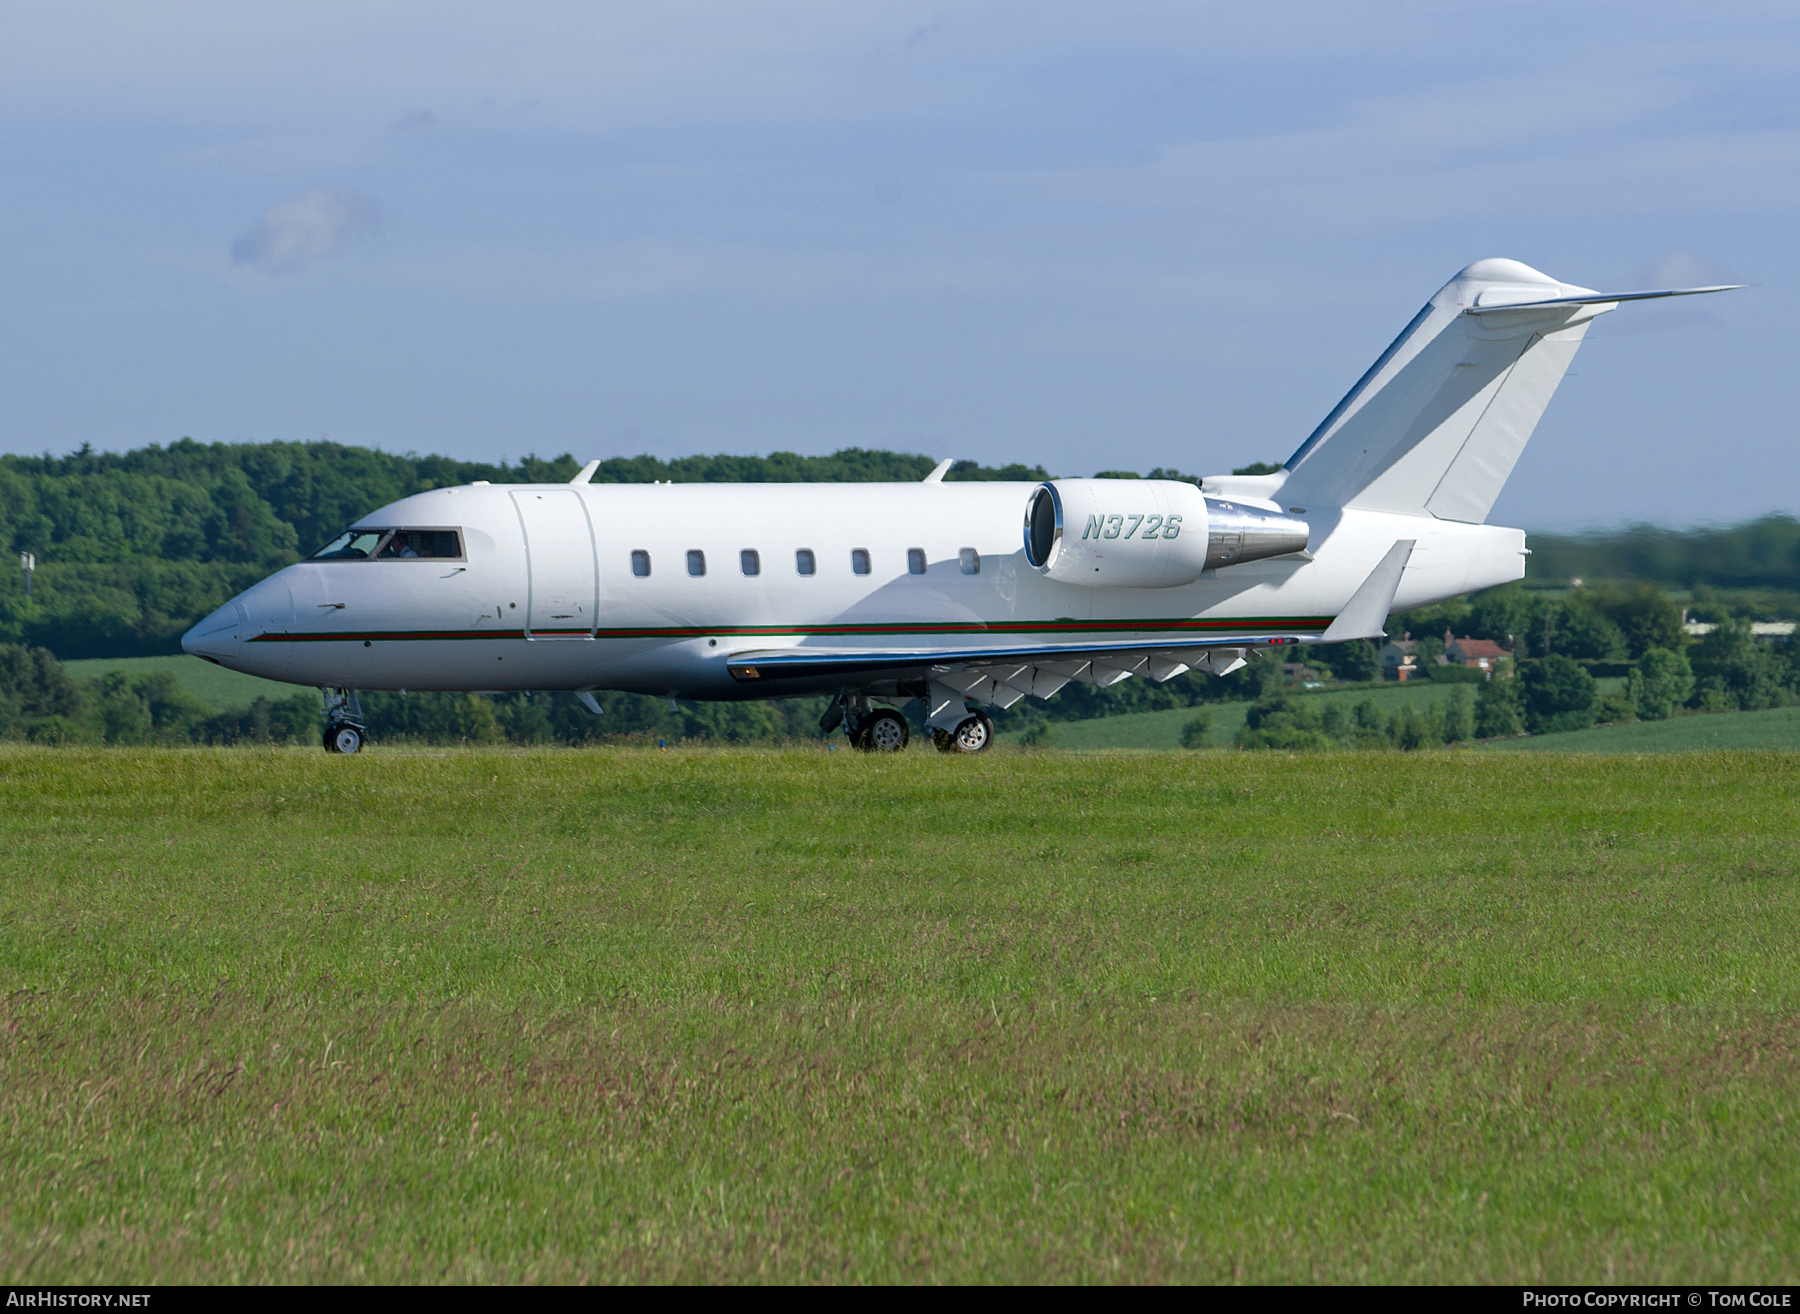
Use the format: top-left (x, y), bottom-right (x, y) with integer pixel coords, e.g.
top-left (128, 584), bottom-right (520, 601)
top-left (231, 188), bottom-right (379, 272)
top-left (1635, 252), bottom-right (1735, 288)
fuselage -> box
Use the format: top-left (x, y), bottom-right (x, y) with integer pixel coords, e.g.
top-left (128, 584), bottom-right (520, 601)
top-left (183, 479), bottom-right (1527, 699)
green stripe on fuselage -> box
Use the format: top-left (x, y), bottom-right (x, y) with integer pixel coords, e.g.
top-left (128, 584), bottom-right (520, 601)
top-left (254, 616), bottom-right (1333, 644)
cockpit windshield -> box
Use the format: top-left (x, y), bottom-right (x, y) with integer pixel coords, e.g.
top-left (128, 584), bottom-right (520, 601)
top-left (311, 529), bottom-right (388, 560)
top-left (310, 528), bottom-right (464, 561)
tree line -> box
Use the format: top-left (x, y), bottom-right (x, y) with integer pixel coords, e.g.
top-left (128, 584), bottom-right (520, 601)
top-left (4, 438), bottom-right (1797, 750)
top-left (10, 610), bottom-right (1792, 749)
top-left (6, 436), bottom-right (1795, 663)
top-left (1527, 515), bottom-right (1800, 593)
top-left (1163, 613), bottom-right (1791, 754)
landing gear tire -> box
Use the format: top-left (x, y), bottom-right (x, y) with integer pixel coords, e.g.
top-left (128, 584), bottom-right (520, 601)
top-left (936, 713), bottom-right (994, 754)
top-left (856, 710), bottom-right (910, 752)
top-left (324, 722), bottom-right (364, 755)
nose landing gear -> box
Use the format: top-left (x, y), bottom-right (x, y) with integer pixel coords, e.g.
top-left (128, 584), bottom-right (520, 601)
top-left (322, 687), bottom-right (367, 754)
top-left (325, 722), bottom-right (365, 754)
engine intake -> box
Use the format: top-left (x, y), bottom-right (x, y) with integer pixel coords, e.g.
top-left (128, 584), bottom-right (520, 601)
top-left (1024, 480), bottom-right (1308, 588)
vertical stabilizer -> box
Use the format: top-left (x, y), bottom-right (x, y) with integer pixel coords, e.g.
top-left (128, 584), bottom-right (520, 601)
top-left (1279, 259), bottom-right (1610, 522)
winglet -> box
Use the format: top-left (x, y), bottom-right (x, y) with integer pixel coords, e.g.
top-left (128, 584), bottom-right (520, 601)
top-left (1319, 540), bottom-right (1415, 642)
top-left (570, 459), bottom-right (601, 484)
top-left (923, 458), bottom-right (955, 484)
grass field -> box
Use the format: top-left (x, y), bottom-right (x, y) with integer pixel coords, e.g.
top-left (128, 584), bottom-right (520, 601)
top-left (2, 747), bottom-right (1797, 1283)
top-left (61, 655), bottom-right (311, 711)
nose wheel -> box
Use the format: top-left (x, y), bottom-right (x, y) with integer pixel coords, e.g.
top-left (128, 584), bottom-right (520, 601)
top-left (321, 688), bottom-right (367, 754)
top-left (325, 721), bottom-right (364, 754)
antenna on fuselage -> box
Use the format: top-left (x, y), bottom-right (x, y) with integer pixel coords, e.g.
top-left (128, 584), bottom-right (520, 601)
top-left (571, 459), bottom-right (601, 484)
top-left (922, 458), bottom-right (955, 483)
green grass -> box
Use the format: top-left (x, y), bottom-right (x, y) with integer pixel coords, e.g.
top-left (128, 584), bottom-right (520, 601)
top-left (2, 747), bottom-right (1797, 1283)
top-left (1480, 705), bottom-right (1800, 753)
top-left (60, 655), bottom-right (312, 711)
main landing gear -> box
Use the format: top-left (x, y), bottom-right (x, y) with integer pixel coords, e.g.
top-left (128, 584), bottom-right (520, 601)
top-left (322, 687), bottom-right (367, 754)
top-left (932, 712), bottom-right (995, 755)
top-left (820, 689), bottom-right (994, 754)
top-left (858, 709), bottom-right (910, 752)
top-left (820, 692), bottom-right (912, 753)
top-left (924, 679), bottom-right (994, 755)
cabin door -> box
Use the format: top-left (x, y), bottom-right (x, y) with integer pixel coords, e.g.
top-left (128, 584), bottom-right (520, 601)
top-left (510, 489), bottom-right (598, 638)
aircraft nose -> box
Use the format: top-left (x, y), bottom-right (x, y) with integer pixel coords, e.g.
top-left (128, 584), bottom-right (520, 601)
top-left (181, 601), bottom-right (247, 664)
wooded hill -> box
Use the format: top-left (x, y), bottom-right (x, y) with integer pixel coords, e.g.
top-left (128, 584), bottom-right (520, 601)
top-left (0, 440), bottom-right (1051, 659)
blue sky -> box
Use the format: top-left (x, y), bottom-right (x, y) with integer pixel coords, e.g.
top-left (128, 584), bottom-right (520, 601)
top-left (1, 1), bottom-right (1795, 528)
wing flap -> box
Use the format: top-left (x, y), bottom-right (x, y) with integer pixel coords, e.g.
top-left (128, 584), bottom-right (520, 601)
top-left (725, 636), bottom-right (1272, 685)
top-left (724, 640), bottom-right (1260, 718)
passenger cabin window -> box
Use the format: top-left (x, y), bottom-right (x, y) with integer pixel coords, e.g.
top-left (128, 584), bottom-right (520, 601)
top-left (378, 529), bottom-right (463, 560)
top-left (796, 549), bottom-right (816, 576)
top-left (311, 529), bottom-right (388, 560)
top-left (851, 549), bottom-right (871, 575)
top-left (687, 550), bottom-right (706, 577)
top-left (741, 550), bottom-right (760, 576)
top-left (960, 548), bottom-right (981, 575)
top-left (631, 550), bottom-right (651, 578)
top-left (907, 548), bottom-right (926, 575)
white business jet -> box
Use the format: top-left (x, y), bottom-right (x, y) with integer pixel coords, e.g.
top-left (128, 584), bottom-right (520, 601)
top-left (183, 258), bottom-right (1738, 754)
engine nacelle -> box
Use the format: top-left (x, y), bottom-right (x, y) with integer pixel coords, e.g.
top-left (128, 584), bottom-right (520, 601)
top-left (1023, 480), bottom-right (1309, 588)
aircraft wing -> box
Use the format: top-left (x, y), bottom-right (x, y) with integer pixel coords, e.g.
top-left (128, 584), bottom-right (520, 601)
top-left (724, 539), bottom-right (1416, 704)
top-left (724, 635), bottom-right (1288, 707)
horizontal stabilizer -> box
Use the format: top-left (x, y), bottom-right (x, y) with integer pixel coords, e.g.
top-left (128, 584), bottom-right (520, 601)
top-left (1318, 540), bottom-right (1415, 643)
top-left (1279, 259), bottom-right (1746, 524)
top-left (1464, 284), bottom-right (1743, 315)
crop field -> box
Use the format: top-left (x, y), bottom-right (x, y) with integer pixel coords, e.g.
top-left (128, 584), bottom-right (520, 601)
top-left (61, 655), bottom-right (303, 711)
top-left (1478, 705), bottom-right (1800, 754)
top-left (2, 746), bottom-right (1797, 1283)
top-left (1004, 680), bottom-right (1465, 750)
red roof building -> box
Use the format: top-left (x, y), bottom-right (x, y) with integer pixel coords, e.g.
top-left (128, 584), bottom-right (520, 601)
top-left (1444, 633), bottom-right (1509, 671)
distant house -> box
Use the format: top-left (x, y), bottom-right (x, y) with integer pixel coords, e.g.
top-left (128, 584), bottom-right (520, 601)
top-left (1443, 634), bottom-right (1509, 673)
top-left (1380, 638), bottom-right (1419, 681)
